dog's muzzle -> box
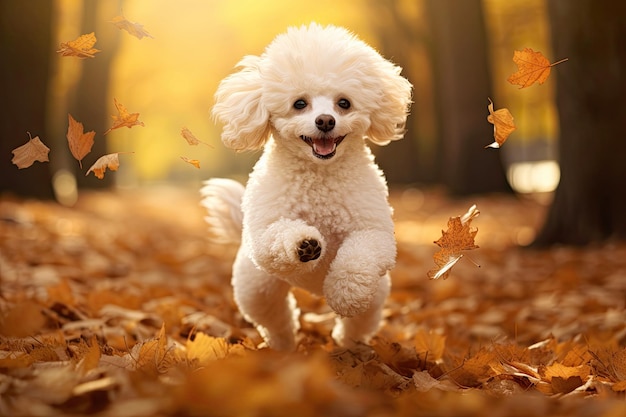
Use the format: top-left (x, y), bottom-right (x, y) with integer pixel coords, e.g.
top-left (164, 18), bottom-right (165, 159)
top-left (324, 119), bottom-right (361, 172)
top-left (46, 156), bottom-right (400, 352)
top-left (299, 135), bottom-right (346, 160)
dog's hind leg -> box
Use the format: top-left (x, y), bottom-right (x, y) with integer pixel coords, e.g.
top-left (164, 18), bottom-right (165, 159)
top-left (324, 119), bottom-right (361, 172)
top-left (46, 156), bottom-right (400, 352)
top-left (331, 272), bottom-right (390, 347)
top-left (231, 252), bottom-right (300, 351)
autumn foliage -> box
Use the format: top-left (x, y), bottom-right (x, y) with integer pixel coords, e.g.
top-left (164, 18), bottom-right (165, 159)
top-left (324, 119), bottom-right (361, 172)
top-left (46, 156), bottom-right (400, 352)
top-left (1, 190), bottom-right (625, 416)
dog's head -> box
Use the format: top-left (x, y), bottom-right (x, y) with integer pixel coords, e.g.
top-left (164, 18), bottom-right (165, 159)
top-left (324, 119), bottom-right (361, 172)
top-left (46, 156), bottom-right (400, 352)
top-left (212, 23), bottom-right (412, 162)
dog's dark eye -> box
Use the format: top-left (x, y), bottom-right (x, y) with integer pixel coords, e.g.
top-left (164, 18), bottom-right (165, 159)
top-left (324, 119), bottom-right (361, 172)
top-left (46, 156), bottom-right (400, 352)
top-left (293, 99), bottom-right (307, 110)
top-left (338, 98), bottom-right (351, 109)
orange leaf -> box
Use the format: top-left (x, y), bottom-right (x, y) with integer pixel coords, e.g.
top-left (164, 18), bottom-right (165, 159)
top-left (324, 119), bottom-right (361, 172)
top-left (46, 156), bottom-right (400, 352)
top-left (180, 156), bottom-right (201, 169)
top-left (507, 48), bottom-right (568, 89)
top-left (414, 328), bottom-right (446, 362)
top-left (11, 132), bottom-right (50, 169)
top-left (181, 127), bottom-right (212, 147)
top-left (104, 98), bottom-right (144, 135)
top-left (67, 114), bottom-right (95, 169)
top-left (86, 152), bottom-right (132, 179)
top-left (110, 15), bottom-right (154, 40)
top-left (485, 98), bottom-right (516, 149)
top-left (57, 32), bottom-right (101, 58)
top-left (428, 205), bottom-right (479, 280)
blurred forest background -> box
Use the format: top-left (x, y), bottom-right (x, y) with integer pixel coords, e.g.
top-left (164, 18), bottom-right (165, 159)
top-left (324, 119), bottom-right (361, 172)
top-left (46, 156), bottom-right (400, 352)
top-left (1, 0), bottom-right (625, 245)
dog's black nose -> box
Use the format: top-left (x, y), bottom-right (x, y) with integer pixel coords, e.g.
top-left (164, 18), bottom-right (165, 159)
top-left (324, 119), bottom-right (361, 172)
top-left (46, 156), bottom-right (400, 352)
top-left (315, 114), bottom-right (335, 132)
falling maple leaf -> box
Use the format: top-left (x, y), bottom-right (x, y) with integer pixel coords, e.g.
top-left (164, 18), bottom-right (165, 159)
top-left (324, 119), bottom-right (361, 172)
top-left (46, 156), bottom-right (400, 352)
top-left (180, 156), bottom-right (201, 169)
top-left (428, 205), bottom-right (479, 280)
top-left (507, 48), bottom-right (568, 89)
top-left (11, 132), bottom-right (50, 169)
top-left (485, 98), bottom-right (516, 149)
top-left (67, 114), bottom-right (95, 169)
top-left (110, 15), bottom-right (154, 40)
top-left (86, 152), bottom-right (132, 179)
top-left (104, 98), bottom-right (144, 135)
top-left (181, 127), bottom-right (213, 147)
top-left (57, 32), bottom-right (101, 58)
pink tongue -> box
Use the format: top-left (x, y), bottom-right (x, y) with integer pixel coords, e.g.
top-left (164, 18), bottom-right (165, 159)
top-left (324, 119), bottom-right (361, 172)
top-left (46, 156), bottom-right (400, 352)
top-left (312, 138), bottom-right (335, 155)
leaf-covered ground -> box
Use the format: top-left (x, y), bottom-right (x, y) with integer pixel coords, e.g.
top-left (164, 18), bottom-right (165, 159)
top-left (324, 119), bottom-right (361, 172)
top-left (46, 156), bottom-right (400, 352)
top-left (1, 187), bottom-right (625, 417)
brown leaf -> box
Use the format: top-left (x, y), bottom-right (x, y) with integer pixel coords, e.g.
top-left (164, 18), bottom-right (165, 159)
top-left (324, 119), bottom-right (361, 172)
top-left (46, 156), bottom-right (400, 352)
top-left (180, 156), bottom-right (201, 169)
top-left (507, 48), bottom-right (568, 89)
top-left (485, 98), bottom-right (516, 149)
top-left (11, 132), bottom-right (50, 169)
top-left (134, 324), bottom-right (173, 376)
top-left (57, 32), bottom-right (101, 58)
top-left (66, 114), bottom-right (95, 169)
top-left (181, 127), bottom-right (212, 147)
top-left (110, 15), bottom-right (154, 40)
top-left (428, 205), bottom-right (480, 280)
top-left (86, 152), bottom-right (131, 179)
top-left (104, 98), bottom-right (144, 135)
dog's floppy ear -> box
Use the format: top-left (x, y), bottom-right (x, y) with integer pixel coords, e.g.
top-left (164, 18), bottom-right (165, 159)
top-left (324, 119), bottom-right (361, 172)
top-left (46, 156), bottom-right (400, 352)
top-left (212, 55), bottom-right (271, 151)
top-left (366, 64), bottom-right (413, 146)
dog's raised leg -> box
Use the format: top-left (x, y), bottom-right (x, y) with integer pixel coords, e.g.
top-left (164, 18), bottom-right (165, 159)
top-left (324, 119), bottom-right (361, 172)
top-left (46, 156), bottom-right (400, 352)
top-left (231, 251), bottom-right (300, 351)
top-left (331, 273), bottom-right (390, 346)
top-left (323, 229), bottom-right (395, 344)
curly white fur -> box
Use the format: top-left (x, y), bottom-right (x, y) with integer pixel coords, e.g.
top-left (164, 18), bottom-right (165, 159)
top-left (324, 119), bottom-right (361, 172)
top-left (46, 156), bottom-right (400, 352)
top-left (202, 23), bottom-right (412, 350)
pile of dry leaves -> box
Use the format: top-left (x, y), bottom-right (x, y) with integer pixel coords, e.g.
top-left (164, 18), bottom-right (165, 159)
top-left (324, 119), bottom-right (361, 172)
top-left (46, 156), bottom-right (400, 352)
top-left (1, 187), bottom-right (625, 417)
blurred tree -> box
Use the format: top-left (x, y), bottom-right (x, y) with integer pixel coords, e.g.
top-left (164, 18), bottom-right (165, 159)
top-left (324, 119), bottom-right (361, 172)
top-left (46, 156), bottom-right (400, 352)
top-left (0, 1), bottom-right (55, 198)
top-left (70, 1), bottom-right (121, 189)
top-left (534, 0), bottom-right (626, 245)
top-left (425, 0), bottom-right (512, 195)
top-left (368, 0), bottom-right (435, 185)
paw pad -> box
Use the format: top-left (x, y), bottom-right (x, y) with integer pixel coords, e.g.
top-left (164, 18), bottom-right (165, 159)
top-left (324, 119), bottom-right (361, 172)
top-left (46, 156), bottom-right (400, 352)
top-left (297, 239), bottom-right (321, 262)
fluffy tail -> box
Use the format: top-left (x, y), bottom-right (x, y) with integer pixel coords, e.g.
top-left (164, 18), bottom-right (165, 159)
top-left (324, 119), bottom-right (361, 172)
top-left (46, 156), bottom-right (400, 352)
top-left (200, 178), bottom-right (244, 244)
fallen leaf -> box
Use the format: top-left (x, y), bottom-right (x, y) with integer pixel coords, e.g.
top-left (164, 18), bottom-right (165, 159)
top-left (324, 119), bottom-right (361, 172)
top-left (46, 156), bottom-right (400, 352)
top-left (86, 152), bottom-right (132, 179)
top-left (485, 98), bottom-right (516, 149)
top-left (57, 32), bottom-right (101, 58)
top-left (428, 205), bottom-right (479, 280)
top-left (180, 156), bottom-right (200, 169)
top-left (110, 15), bottom-right (154, 40)
top-left (414, 328), bottom-right (446, 362)
top-left (184, 333), bottom-right (238, 367)
top-left (134, 324), bottom-right (171, 376)
top-left (66, 114), bottom-right (95, 169)
top-left (543, 362), bottom-right (590, 394)
top-left (181, 127), bottom-right (212, 147)
top-left (104, 98), bottom-right (144, 135)
top-left (507, 48), bottom-right (568, 89)
top-left (11, 132), bottom-right (50, 169)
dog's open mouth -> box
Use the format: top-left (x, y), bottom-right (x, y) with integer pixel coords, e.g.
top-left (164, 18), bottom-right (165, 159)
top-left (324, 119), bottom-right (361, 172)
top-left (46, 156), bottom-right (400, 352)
top-left (299, 135), bottom-right (346, 159)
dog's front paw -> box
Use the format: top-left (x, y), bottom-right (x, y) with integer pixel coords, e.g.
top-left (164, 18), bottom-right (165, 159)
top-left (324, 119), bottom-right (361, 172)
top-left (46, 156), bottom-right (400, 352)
top-left (297, 239), bottom-right (321, 262)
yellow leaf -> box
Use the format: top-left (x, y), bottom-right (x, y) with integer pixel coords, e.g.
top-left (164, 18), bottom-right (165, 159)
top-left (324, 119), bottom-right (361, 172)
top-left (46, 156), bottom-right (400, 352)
top-left (11, 132), bottom-right (50, 169)
top-left (485, 98), bottom-right (516, 149)
top-left (428, 205), bottom-right (480, 280)
top-left (86, 152), bottom-right (132, 179)
top-left (180, 156), bottom-right (201, 169)
top-left (186, 333), bottom-right (231, 367)
top-left (104, 98), bottom-right (144, 135)
top-left (507, 48), bottom-right (568, 89)
top-left (66, 114), bottom-right (95, 169)
top-left (57, 32), bottom-right (101, 58)
top-left (110, 15), bottom-right (154, 40)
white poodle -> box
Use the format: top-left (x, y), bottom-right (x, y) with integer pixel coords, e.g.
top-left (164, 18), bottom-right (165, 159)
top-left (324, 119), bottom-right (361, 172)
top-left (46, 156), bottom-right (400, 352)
top-left (201, 23), bottom-right (412, 350)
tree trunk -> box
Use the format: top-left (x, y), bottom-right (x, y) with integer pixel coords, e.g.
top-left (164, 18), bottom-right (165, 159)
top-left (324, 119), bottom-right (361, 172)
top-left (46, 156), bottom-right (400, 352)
top-left (534, 0), bottom-right (626, 245)
top-left (0, 1), bottom-right (54, 199)
top-left (367, 0), bottom-right (432, 185)
top-left (425, 0), bottom-right (512, 196)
